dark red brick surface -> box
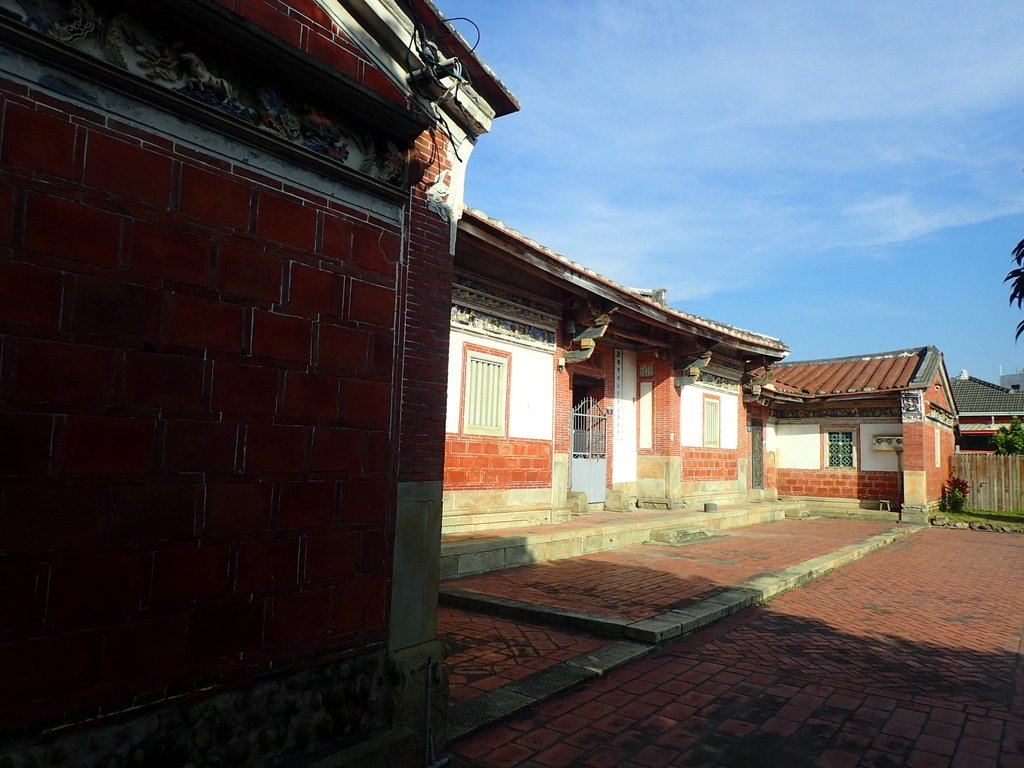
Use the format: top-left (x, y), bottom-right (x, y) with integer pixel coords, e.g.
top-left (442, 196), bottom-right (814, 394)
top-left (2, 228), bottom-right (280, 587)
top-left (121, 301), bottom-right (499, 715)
top-left (441, 607), bottom-right (610, 704)
top-left (451, 528), bottom-right (1024, 767)
top-left (445, 519), bottom-right (896, 621)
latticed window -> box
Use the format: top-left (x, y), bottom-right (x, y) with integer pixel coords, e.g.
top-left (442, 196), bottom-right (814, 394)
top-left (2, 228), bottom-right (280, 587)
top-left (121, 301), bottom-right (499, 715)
top-left (826, 430), bottom-right (855, 468)
top-left (703, 397), bottom-right (720, 448)
top-left (464, 352), bottom-right (507, 436)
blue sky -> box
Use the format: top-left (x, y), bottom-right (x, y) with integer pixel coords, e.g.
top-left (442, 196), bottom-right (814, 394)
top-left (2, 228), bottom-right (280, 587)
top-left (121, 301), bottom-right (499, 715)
top-left (437, 0), bottom-right (1024, 382)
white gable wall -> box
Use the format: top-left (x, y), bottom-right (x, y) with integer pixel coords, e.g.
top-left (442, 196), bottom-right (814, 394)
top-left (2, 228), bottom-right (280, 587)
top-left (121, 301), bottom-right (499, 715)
top-left (679, 384), bottom-right (739, 449)
top-left (775, 421), bottom-right (903, 471)
top-left (775, 423), bottom-right (821, 469)
top-left (445, 329), bottom-right (554, 439)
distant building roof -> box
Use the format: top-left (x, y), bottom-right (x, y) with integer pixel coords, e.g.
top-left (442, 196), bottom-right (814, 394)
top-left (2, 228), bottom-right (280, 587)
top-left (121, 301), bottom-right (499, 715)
top-left (950, 374), bottom-right (1024, 415)
top-left (768, 346), bottom-right (943, 398)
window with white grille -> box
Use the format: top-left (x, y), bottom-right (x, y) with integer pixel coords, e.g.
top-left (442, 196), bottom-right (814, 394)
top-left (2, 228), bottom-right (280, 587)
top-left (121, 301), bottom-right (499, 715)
top-left (826, 430), bottom-right (855, 468)
top-left (703, 396), bottom-right (720, 448)
top-left (463, 352), bottom-right (507, 436)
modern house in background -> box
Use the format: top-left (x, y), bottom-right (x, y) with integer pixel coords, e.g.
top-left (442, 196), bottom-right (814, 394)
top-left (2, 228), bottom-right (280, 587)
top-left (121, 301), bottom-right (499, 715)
top-left (950, 372), bottom-right (1024, 452)
top-left (0, 1), bottom-right (515, 765)
top-left (754, 347), bottom-right (957, 521)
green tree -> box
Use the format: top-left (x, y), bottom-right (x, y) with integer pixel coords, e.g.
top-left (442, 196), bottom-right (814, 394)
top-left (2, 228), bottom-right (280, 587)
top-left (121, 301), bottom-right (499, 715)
top-left (1006, 238), bottom-right (1024, 338)
top-left (992, 416), bottom-right (1024, 455)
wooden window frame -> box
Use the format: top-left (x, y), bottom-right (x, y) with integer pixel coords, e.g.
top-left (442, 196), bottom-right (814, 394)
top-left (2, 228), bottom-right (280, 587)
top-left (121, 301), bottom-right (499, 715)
top-left (461, 345), bottom-right (511, 437)
top-left (702, 394), bottom-right (721, 449)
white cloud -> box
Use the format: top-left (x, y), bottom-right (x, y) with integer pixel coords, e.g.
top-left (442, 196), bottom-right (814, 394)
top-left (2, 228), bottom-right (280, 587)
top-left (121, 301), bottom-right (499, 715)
top-left (448, 0), bottom-right (1024, 319)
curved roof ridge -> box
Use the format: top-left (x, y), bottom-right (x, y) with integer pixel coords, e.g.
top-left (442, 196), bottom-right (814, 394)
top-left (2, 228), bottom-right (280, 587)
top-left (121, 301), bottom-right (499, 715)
top-left (461, 206), bottom-right (787, 351)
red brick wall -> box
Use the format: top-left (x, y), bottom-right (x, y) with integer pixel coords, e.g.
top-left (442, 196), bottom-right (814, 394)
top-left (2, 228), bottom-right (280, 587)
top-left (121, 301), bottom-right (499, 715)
top-left (649, 356), bottom-right (677, 456)
top-left (0, 8), bottom-right (429, 729)
top-left (902, 421), bottom-right (926, 472)
top-left (777, 469), bottom-right (899, 501)
top-left (927, 425), bottom-right (956, 502)
top-left (443, 437), bottom-right (553, 489)
top-left (681, 447), bottom-right (740, 481)
top-left (397, 131), bottom-right (455, 484)
top-left (554, 331), bottom-right (571, 455)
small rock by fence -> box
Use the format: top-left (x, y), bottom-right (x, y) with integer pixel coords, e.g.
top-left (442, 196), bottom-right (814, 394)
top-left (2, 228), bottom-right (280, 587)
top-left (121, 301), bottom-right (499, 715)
top-left (929, 515), bottom-right (1023, 534)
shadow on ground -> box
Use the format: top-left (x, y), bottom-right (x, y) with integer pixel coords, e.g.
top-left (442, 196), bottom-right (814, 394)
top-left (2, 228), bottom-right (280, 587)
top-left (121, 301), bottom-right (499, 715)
top-left (453, 604), bottom-right (1024, 767)
top-left (443, 530), bottom-right (1024, 767)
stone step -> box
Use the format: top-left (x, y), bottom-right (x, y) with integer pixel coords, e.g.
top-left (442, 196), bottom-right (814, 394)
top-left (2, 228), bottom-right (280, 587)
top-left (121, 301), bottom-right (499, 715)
top-left (441, 502), bottom-right (798, 578)
top-left (441, 505), bottom-right (571, 534)
top-left (647, 526), bottom-right (717, 546)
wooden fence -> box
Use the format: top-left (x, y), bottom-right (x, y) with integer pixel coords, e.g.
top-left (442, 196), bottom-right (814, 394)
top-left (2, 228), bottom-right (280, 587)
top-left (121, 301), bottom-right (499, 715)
top-left (952, 453), bottom-right (1024, 512)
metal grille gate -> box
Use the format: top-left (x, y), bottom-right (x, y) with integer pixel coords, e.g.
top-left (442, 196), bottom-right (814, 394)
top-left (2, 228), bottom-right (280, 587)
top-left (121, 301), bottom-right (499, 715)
top-left (571, 397), bottom-right (607, 503)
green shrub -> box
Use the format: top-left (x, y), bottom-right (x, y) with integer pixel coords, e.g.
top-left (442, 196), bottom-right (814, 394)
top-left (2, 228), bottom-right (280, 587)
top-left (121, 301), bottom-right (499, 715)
top-left (940, 475), bottom-right (969, 515)
top-left (993, 417), bottom-right (1024, 455)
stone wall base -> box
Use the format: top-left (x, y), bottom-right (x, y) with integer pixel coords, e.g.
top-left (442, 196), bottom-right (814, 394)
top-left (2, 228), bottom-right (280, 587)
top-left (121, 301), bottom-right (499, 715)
top-left (388, 640), bottom-right (449, 762)
top-left (900, 505), bottom-right (930, 525)
top-left (0, 649), bottom-right (391, 768)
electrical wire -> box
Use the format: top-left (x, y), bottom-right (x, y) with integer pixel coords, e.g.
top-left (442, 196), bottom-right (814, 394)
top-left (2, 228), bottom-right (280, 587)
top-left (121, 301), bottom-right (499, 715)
top-left (400, 3), bottom-right (482, 170)
top-left (436, 16), bottom-right (481, 57)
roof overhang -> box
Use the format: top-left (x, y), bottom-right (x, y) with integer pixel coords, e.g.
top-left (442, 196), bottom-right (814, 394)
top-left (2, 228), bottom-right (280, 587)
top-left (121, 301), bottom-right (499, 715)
top-left (457, 212), bottom-right (789, 362)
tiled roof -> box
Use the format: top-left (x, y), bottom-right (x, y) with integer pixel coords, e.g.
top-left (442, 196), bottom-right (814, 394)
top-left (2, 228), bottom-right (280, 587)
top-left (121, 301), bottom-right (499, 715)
top-left (768, 347), bottom-right (940, 397)
top-left (461, 208), bottom-right (788, 355)
top-left (950, 375), bottom-right (1024, 415)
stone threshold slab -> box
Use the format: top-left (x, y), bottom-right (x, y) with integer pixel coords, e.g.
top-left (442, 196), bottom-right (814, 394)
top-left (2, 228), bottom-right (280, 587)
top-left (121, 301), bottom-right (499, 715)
top-left (445, 525), bottom-right (922, 742)
top-left (441, 503), bottom-right (795, 578)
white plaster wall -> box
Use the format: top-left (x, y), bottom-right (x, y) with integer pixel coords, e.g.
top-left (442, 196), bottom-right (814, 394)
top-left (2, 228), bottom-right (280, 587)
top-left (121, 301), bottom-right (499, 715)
top-left (445, 330), bottom-right (554, 439)
top-left (859, 423), bottom-right (903, 472)
top-left (679, 385), bottom-right (738, 449)
top-left (679, 385), bottom-right (702, 447)
top-left (721, 392), bottom-right (739, 450)
top-left (638, 381), bottom-right (654, 450)
top-left (765, 422), bottom-right (777, 453)
top-left (613, 350), bottom-right (637, 483)
top-left (775, 423), bottom-right (821, 469)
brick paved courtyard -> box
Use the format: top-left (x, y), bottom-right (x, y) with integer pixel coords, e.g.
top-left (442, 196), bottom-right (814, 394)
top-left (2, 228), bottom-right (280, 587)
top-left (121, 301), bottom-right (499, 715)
top-left (442, 607), bottom-right (612, 703)
top-left (448, 528), bottom-right (1024, 767)
top-left (443, 519), bottom-right (897, 621)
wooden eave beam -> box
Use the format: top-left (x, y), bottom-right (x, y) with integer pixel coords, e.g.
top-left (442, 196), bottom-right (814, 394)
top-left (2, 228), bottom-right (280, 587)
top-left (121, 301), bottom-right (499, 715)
top-left (605, 327), bottom-right (671, 349)
top-left (458, 218), bottom-right (788, 360)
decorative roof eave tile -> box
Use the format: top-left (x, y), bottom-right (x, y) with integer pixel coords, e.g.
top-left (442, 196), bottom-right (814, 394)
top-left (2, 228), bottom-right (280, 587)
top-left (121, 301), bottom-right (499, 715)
top-left (761, 384), bottom-right (910, 403)
top-left (768, 346), bottom-right (943, 398)
top-left (458, 208), bottom-right (789, 360)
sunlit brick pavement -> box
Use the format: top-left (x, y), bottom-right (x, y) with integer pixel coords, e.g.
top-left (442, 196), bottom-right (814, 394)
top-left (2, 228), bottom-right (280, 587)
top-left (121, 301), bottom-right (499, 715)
top-left (444, 519), bottom-right (898, 621)
top-left (442, 607), bottom-right (612, 703)
top-left (449, 528), bottom-right (1024, 767)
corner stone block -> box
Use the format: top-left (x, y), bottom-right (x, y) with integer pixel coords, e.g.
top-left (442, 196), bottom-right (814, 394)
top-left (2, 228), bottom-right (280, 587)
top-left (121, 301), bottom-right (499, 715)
top-left (900, 505), bottom-right (929, 525)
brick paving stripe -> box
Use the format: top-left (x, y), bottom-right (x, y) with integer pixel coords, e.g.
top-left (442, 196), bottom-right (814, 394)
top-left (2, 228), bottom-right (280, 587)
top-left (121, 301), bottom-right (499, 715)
top-left (441, 519), bottom-right (899, 622)
top-left (449, 527), bottom-right (1024, 767)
